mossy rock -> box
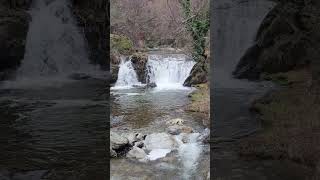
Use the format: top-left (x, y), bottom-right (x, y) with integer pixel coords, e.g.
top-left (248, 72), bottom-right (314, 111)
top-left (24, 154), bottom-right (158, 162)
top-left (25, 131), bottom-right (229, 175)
top-left (110, 34), bottom-right (133, 55)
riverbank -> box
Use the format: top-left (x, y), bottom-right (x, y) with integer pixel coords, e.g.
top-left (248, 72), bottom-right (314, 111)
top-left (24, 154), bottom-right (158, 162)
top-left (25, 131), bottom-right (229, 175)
top-left (185, 83), bottom-right (210, 126)
top-left (238, 67), bottom-right (320, 178)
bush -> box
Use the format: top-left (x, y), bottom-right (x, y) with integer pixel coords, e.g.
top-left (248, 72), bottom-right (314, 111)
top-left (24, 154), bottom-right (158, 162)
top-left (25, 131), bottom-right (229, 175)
top-left (110, 34), bottom-right (133, 55)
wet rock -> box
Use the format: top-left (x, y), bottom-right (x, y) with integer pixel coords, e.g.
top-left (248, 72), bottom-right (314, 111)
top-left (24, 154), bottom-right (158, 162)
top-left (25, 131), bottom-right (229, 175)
top-left (122, 132), bottom-right (145, 145)
top-left (166, 118), bottom-right (184, 126)
top-left (127, 146), bottom-right (147, 160)
top-left (110, 51), bottom-right (121, 84)
top-left (110, 148), bottom-right (117, 158)
top-left (146, 82), bottom-right (157, 88)
top-left (134, 141), bottom-right (144, 148)
top-left (131, 53), bottom-right (148, 83)
top-left (110, 131), bottom-right (129, 150)
top-left (198, 128), bottom-right (210, 143)
top-left (144, 133), bottom-right (177, 151)
top-left (183, 57), bottom-right (209, 86)
top-left (233, 0), bottom-right (320, 83)
top-left (167, 125), bottom-right (193, 135)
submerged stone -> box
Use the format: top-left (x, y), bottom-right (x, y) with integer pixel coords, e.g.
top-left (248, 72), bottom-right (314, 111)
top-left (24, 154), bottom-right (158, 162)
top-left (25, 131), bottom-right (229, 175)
top-left (127, 146), bottom-right (147, 160)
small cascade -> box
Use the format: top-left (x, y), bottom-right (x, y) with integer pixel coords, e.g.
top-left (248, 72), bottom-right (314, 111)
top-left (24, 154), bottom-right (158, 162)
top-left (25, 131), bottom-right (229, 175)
top-left (113, 57), bottom-right (141, 89)
top-left (18, 0), bottom-right (94, 78)
top-left (146, 54), bottom-right (195, 89)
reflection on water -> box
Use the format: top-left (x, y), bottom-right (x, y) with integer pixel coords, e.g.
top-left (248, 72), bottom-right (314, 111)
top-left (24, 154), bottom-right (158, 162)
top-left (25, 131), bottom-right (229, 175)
top-left (111, 88), bottom-right (204, 132)
top-left (0, 78), bottom-right (108, 179)
top-left (111, 87), bottom-right (209, 179)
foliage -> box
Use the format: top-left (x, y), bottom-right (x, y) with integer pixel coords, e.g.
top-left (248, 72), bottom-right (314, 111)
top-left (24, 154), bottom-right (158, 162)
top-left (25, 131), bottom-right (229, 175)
top-left (179, 0), bottom-right (209, 61)
top-left (110, 34), bottom-right (133, 55)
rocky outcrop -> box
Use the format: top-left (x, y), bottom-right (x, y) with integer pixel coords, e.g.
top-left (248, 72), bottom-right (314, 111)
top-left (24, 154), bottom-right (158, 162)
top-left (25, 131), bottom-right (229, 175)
top-left (72, 0), bottom-right (108, 70)
top-left (110, 52), bottom-right (121, 84)
top-left (0, 1), bottom-right (31, 80)
top-left (183, 56), bottom-right (209, 86)
top-left (131, 53), bottom-right (148, 83)
top-left (233, 0), bottom-right (320, 82)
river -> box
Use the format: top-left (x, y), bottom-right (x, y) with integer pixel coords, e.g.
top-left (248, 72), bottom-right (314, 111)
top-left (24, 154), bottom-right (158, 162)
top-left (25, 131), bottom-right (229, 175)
top-left (110, 53), bottom-right (210, 179)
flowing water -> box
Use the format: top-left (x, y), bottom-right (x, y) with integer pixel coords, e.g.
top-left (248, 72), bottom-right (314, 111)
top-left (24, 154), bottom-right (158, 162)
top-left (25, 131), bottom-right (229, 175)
top-left (113, 57), bottom-right (141, 89)
top-left (111, 53), bottom-right (209, 179)
top-left (0, 0), bottom-right (107, 179)
top-left (212, 0), bottom-right (313, 179)
top-left (18, 0), bottom-right (97, 78)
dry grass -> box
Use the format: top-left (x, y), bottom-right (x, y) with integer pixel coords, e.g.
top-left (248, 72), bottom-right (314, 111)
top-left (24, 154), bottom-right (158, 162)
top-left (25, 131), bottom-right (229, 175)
top-left (185, 83), bottom-right (210, 126)
top-left (240, 68), bottom-right (320, 171)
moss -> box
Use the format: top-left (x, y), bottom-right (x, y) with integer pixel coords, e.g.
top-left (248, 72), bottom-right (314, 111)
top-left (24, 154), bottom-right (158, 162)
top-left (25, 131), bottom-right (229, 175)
top-left (110, 34), bottom-right (133, 55)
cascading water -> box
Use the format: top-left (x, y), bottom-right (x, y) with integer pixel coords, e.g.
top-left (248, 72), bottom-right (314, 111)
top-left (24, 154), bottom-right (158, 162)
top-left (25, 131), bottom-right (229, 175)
top-left (18, 0), bottom-right (93, 78)
top-left (146, 54), bottom-right (195, 89)
top-left (212, 0), bottom-right (274, 88)
top-left (113, 57), bottom-right (141, 89)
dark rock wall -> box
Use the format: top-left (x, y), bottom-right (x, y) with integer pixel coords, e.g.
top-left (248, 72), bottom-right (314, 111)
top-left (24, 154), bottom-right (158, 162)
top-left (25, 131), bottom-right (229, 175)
top-left (233, 0), bottom-right (320, 83)
top-left (183, 56), bottom-right (209, 86)
top-left (72, 0), bottom-right (108, 70)
top-left (0, 0), bottom-right (31, 80)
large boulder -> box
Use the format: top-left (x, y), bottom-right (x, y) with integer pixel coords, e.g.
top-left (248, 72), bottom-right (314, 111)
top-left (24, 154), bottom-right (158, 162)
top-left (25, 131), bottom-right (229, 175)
top-left (144, 133), bottom-right (177, 151)
top-left (183, 57), bottom-right (209, 86)
top-left (131, 53), bottom-right (148, 83)
top-left (110, 131), bottom-right (129, 150)
top-left (126, 146), bottom-right (147, 160)
top-left (233, 0), bottom-right (320, 82)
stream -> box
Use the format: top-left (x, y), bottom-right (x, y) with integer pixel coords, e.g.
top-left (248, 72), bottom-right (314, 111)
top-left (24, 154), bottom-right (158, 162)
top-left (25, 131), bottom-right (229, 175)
top-left (110, 53), bottom-right (210, 179)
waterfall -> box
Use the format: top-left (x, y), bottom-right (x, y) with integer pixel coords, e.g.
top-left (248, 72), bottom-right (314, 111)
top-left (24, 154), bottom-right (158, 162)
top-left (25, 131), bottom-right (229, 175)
top-left (146, 54), bottom-right (195, 89)
top-left (113, 57), bottom-right (141, 89)
top-left (18, 0), bottom-right (93, 78)
top-left (212, 0), bottom-right (275, 88)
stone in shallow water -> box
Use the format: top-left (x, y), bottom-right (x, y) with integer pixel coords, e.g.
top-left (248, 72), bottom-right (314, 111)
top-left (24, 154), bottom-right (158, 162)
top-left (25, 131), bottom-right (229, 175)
top-left (147, 149), bottom-right (171, 161)
top-left (127, 146), bottom-right (147, 160)
top-left (167, 125), bottom-right (193, 135)
top-left (110, 148), bottom-right (117, 157)
top-left (144, 133), bottom-right (177, 151)
top-left (110, 131), bottom-right (129, 150)
top-left (121, 132), bottom-right (145, 145)
top-left (166, 118), bottom-right (184, 125)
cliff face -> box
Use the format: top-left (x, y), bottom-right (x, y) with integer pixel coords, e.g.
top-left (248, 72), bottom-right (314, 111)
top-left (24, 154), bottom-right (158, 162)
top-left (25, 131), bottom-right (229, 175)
top-left (233, 0), bottom-right (320, 86)
top-left (0, 0), bottom-right (108, 80)
top-left (0, 1), bottom-right (31, 79)
top-left (72, 0), bottom-right (108, 70)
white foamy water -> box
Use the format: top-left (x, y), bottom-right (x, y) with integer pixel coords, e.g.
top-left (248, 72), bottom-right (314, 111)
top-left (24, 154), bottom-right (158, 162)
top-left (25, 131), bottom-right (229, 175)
top-left (176, 133), bottom-right (202, 179)
top-left (147, 149), bottom-right (171, 161)
top-left (143, 132), bottom-right (203, 178)
top-left (147, 54), bottom-right (195, 90)
top-left (18, 0), bottom-right (96, 78)
top-left (112, 57), bottom-right (142, 90)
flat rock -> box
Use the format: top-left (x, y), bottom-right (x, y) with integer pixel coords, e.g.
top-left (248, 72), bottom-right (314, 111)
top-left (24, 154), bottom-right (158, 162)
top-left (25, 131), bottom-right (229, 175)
top-left (127, 146), bottom-right (147, 160)
top-left (144, 133), bottom-right (177, 151)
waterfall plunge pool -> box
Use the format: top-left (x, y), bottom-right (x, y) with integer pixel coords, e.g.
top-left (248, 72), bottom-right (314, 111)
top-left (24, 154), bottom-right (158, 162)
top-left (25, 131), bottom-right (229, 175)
top-left (111, 53), bottom-right (209, 179)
